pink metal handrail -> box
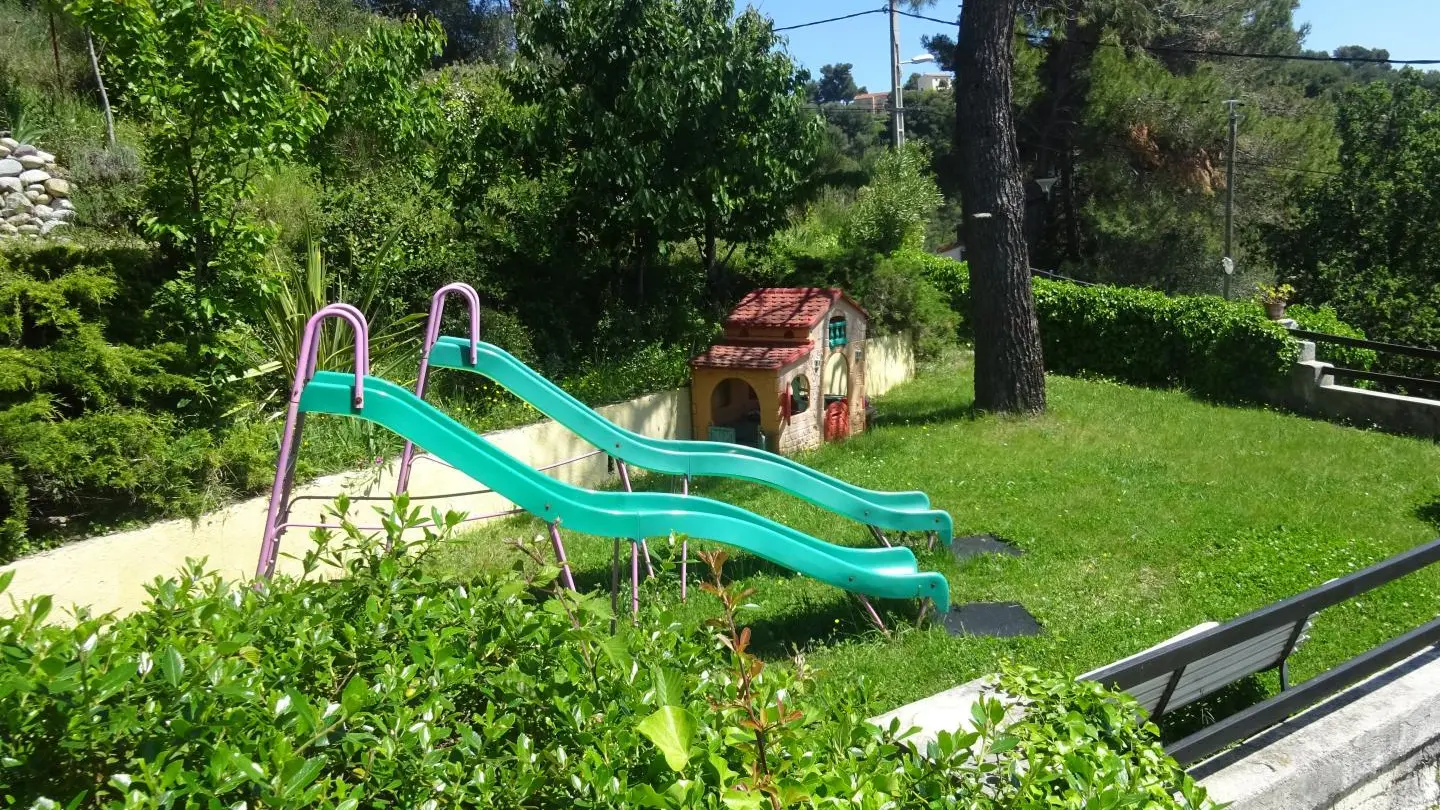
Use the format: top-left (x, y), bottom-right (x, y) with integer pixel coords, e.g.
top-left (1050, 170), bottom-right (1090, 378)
top-left (256, 305), bottom-right (371, 578)
top-left (397, 283), bottom-right (482, 495)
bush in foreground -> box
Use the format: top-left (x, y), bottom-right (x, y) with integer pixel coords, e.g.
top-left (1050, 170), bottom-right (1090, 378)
top-left (0, 502), bottom-right (1214, 808)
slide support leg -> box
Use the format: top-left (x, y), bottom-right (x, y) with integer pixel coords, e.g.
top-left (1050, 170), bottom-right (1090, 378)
top-left (858, 596), bottom-right (886, 633)
top-left (609, 539), bottom-right (621, 635)
top-left (867, 525), bottom-right (892, 548)
top-left (631, 541), bottom-right (641, 623)
top-left (258, 406), bottom-right (306, 579)
top-left (681, 475), bottom-right (690, 603)
top-left (548, 522), bottom-right (576, 591)
top-left (927, 531), bottom-right (941, 552)
top-left (616, 459), bottom-right (654, 579)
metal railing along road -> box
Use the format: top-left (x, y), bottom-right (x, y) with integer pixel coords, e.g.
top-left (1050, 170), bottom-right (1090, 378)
top-left (1289, 327), bottom-right (1440, 398)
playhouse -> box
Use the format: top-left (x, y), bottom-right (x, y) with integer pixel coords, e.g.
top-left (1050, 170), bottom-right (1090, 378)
top-left (690, 287), bottom-right (869, 454)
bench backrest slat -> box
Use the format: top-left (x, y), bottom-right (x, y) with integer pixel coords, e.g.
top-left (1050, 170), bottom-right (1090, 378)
top-left (1162, 620), bottom-right (1306, 712)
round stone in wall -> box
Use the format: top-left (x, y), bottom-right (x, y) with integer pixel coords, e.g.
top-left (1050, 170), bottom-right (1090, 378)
top-left (10, 144), bottom-right (36, 158)
top-left (0, 158), bottom-right (21, 177)
top-left (32, 204), bottom-right (55, 220)
top-left (16, 224), bottom-right (40, 235)
top-left (53, 197), bottom-right (74, 211)
top-left (39, 220), bottom-right (67, 235)
top-left (0, 177), bottom-right (21, 194)
top-left (0, 137), bottom-right (18, 150)
top-left (18, 154), bottom-right (46, 170)
top-left (44, 177), bottom-right (70, 197)
top-left (18, 169), bottom-right (49, 186)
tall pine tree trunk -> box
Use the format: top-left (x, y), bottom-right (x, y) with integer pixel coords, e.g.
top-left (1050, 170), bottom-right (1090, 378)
top-left (954, 0), bottom-right (1046, 414)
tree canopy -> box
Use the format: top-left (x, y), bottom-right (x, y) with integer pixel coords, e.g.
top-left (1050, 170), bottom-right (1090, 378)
top-left (812, 62), bottom-right (863, 103)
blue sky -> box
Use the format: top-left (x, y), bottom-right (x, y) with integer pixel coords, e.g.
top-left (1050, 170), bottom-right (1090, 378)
top-left (763, 0), bottom-right (1440, 91)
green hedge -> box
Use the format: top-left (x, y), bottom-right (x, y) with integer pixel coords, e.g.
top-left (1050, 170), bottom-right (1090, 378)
top-left (915, 254), bottom-right (1303, 402)
top-left (0, 506), bottom-right (1216, 809)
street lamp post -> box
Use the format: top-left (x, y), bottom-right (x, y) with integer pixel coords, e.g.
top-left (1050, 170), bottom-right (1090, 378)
top-left (893, 52), bottom-right (936, 150)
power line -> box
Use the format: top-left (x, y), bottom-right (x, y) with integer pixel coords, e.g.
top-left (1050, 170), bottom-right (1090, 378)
top-left (890, 8), bottom-right (1440, 66)
top-left (775, 7), bottom-right (885, 32)
top-left (893, 9), bottom-right (956, 26)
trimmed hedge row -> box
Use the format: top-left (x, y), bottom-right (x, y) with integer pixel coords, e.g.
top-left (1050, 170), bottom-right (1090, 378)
top-left (911, 252), bottom-right (1303, 402)
top-left (0, 507), bottom-right (1217, 808)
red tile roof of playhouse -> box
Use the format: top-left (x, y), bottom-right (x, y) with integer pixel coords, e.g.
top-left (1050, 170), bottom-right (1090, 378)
top-left (691, 341), bottom-right (813, 370)
top-left (725, 288), bottom-right (866, 330)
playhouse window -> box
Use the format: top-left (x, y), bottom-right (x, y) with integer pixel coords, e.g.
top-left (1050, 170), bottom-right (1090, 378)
top-left (789, 375), bottom-right (811, 415)
top-left (828, 316), bottom-right (847, 348)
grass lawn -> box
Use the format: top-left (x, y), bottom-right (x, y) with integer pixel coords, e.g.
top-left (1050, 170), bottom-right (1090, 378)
top-left (430, 354), bottom-right (1440, 723)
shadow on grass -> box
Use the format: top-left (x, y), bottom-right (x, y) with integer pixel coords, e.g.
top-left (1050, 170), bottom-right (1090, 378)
top-left (871, 401), bottom-right (979, 429)
top-left (740, 595), bottom-right (901, 658)
top-left (1415, 497), bottom-right (1440, 531)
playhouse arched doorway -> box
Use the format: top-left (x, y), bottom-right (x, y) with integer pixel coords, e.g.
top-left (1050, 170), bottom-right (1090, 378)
top-left (823, 352), bottom-right (851, 441)
top-left (823, 352), bottom-right (849, 397)
top-left (708, 377), bottom-right (765, 448)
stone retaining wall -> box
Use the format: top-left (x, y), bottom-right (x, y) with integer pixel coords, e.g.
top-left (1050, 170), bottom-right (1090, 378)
top-left (0, 136), bottom-right (75, 238)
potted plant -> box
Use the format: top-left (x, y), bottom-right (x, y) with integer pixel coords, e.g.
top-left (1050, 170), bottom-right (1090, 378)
top-left (1256, 283), bottom-right (1295, 320)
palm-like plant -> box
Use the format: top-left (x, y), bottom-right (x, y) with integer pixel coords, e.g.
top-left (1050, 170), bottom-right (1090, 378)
top-left (250, 231), bottom-right (424, 408)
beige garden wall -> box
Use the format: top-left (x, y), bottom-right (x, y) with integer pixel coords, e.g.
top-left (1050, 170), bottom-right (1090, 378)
top-left (866, 334), bottom-right (915, 397)
top-left (1, 337), bottom-right (914, 620)
top-left (1, 390), bottom-right (687, 620)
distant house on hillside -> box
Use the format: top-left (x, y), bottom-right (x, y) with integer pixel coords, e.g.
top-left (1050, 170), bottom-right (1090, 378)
top-left (934, 242), bottom-right (964, 262)
top-left (916, 73), bottom-right (953, 92)
top-left (850, 91), bottom-right (889, 111)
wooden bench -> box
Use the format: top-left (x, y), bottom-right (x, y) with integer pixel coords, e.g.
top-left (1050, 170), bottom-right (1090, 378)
top-left (1084, 536), bottom-right (1440, 764)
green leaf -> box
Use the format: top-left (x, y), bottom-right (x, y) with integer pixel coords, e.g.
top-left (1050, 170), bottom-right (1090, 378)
top-left (29, 595), bottom-right (51, 625)
top-left (625, 783), bottom-right (671, 808)
top-left (279, 755), bottom-right (326, 797)
top-left (599, 634), bottom-right (633, 673)
top-left (341, 676), bottom-right (370, 716)
top-left (159, 645), bottom-right (185, 686)
top-left (989, 735), bottom-right (1019, 754)
top-left (0, 568), bottom-right (13, 596)
top-left (91, 661), bottom-right (139, 702)
top-left (636, 705), bottom-right (695, 772)
top-left (721, 788), bottom-right (766, 810)
top-left (650, 663), bottom-right (682, 706)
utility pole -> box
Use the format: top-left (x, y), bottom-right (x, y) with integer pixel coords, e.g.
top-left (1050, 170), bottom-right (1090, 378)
top-left (1222, 99), bottom-right (1241, 299)
top-left (889, 0), bottom-right (904, 149)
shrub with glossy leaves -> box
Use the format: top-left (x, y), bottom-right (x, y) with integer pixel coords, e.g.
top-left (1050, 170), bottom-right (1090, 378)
top-left (0, 500), bottom-right (1217, 809)
top-left (1287, 302), bottom-right (1378, 371)
top-left (917, 254), bottom-right (1306, 401)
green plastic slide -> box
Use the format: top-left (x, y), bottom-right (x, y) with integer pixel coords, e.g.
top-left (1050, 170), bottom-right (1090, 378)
top-left (300, 371), bottom-right (951, 611)
top-left (427, 336), bottom-right (955, 541)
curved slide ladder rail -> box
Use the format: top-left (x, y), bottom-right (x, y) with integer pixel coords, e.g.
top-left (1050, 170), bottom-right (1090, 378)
top-left (298, 371), bottom-right (952, 612)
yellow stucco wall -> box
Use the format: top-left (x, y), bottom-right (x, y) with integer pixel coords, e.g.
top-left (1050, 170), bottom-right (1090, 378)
top-left (866, 334), bottom-right (915, 397)
top-left (690, 366), bottom-right (782, 445)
